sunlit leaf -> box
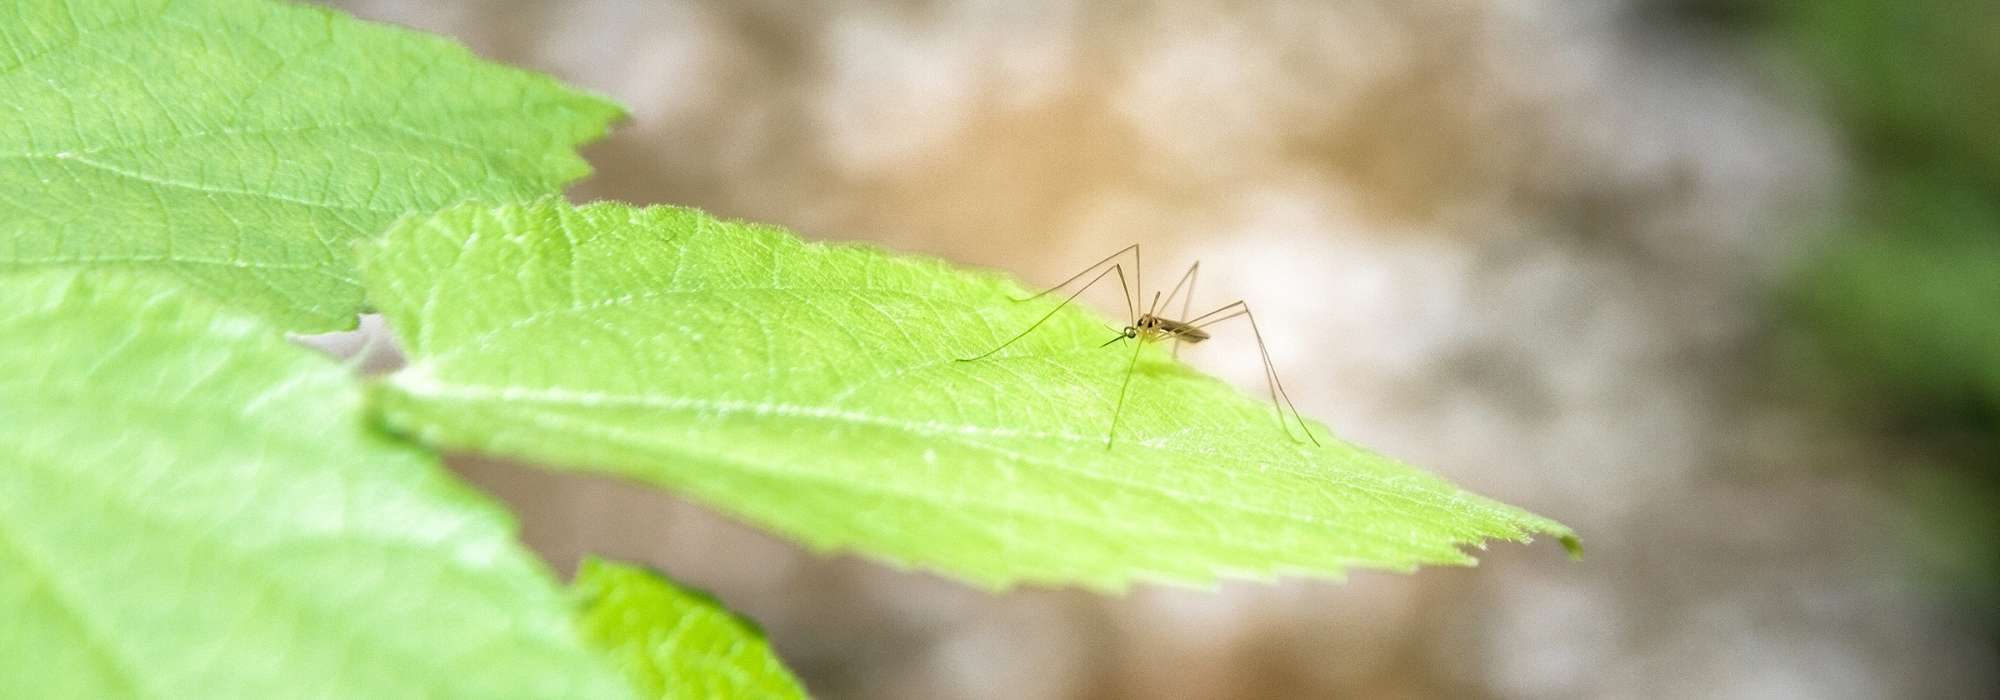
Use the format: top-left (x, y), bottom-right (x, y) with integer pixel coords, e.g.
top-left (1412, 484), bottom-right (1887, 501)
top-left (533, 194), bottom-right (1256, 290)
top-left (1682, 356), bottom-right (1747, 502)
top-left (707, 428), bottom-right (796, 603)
top-left (575, 558), bottom-right (807, 700)
top-left (0, 270), bottom-right (630, 699)
top-left (365, 200), bottom-right (1577, 590)
top-left (0, 0), bottom-right (621, 331)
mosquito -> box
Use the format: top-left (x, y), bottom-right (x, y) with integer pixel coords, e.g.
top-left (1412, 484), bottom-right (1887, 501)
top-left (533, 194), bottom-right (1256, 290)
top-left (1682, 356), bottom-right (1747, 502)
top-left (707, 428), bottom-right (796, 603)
top-left (956, 244), bottom-right (1322, 449)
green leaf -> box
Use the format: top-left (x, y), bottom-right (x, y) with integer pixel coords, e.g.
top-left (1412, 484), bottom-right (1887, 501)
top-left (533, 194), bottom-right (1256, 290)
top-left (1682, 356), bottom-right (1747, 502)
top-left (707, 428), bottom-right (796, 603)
top-left (0, 0), bottom-right (621, 332)
top-left (0, 269), bottom-right (630, 699)
top-left (575, 558), bottom-right (808, 700)
top-left (364, 200), bottom-right (1578, 590)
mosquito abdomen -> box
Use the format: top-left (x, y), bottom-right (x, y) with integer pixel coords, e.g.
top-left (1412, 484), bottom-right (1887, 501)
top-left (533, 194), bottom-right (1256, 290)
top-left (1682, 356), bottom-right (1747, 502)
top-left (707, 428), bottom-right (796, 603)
top-left (1151, 317), bottom-right (1210, 343)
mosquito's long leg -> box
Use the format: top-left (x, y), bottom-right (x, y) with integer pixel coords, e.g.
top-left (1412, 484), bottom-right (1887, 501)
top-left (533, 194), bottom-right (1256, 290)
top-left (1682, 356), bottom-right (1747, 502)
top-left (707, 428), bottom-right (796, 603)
top-left (1157, 261), bottom-right (1200, 315)
top-left (958, 263), bottom-right (1130, 361)
top-left (1110, 264), bottom-right (1135, 326)
top-left (1013, 244), bottom-right (1140, 326)
top-left (1155, 262), bottom-right (1200, 359)
top-left (1184, 303), bottom-right (1273, 404)
top-left (1187, 301), bottom-right (1322, 446)
top-left (1182, 297), bottom-right (1242, 327)
top-left (1105, 332), bottom-right (1146, 449)
top-left (1179, 262), bottom-right (1198, 324)
top-left (1189, 302), bottom-right (1285, 435)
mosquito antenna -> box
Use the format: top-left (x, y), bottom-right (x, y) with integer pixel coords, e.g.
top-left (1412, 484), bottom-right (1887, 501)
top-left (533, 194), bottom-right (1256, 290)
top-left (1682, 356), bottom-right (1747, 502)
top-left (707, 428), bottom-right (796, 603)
top-left (1147, 290), bottom-right (1164, 318)
top-left (1105, 332), bottom-right (1146, 449)
top-left (959, 263), bottom-right (1127, 361)
top-left (1188, 301), bottom-right (1321, 446)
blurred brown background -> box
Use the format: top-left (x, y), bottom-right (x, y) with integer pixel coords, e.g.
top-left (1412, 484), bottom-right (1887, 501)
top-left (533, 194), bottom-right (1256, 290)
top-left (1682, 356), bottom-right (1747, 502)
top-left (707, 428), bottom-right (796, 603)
top-left (325, 1), bottom-right (2000, 697)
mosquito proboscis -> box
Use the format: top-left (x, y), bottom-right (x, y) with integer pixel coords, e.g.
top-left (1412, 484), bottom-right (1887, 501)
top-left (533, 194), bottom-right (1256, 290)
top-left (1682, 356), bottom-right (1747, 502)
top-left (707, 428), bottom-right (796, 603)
top-left (956, 244), bottom-right (1322, 449)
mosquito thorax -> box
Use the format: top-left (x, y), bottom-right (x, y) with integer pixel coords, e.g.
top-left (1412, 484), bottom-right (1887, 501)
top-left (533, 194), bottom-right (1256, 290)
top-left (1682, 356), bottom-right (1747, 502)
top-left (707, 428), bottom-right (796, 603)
top-left (960, 244), bottom-right (1322, 447)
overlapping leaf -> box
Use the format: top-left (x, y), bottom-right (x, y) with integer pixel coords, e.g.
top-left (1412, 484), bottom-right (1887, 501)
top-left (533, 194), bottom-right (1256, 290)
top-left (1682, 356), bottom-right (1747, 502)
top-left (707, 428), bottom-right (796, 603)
top-left (366, 200), bottom-right (1577, 590)
top-left (0, 0), bottom-right (621, 331)
top-left (575, 558), bottom-right (808, 700)
top-left (0, 270), bottom-right (630, 699)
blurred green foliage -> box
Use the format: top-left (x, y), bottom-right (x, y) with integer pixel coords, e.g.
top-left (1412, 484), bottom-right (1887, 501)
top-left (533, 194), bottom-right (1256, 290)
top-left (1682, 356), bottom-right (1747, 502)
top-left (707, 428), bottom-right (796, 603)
top-left (1796, 176), bottom-right (2000, 411)
top-left (1771, 0), bottom-right (2000, 610)
top-left (1782, 1), bottom-right (2000, 177)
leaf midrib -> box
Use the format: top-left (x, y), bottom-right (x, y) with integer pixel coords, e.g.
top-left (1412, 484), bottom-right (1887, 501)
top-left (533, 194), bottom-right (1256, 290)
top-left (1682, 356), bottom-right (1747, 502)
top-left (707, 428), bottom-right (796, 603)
top-left (390, 375), bottom-right (1512, 564)
top-left (401, 393), bottom-right (1326, 587)
top-left (393, 356), bottom-right (1524, 539)
top-left (414, 283), bottom-right (1065, 366)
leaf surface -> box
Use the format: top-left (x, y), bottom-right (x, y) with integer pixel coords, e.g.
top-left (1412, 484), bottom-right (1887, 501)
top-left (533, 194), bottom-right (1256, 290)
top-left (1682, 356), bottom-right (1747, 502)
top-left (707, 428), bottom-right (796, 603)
top-left (0, 269), bottom-right (630, 699)
top-left (575, 558), bottom-right (808, 700)
top-left (0, 0), bottom-right (620, 331)
top-left (366, 200), bottom-right (1578, 590)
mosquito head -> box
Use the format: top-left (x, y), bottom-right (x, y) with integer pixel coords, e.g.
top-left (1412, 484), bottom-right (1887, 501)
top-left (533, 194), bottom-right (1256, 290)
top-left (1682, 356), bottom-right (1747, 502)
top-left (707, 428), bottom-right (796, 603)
top-left (1101, 326), bottom-right (1140, 348)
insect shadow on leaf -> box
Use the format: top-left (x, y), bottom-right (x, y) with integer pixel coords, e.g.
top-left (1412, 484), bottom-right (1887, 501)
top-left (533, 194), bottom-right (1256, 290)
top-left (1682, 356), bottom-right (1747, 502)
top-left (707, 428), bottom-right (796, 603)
top-left (957, 244), bottom-right (1322, 449)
